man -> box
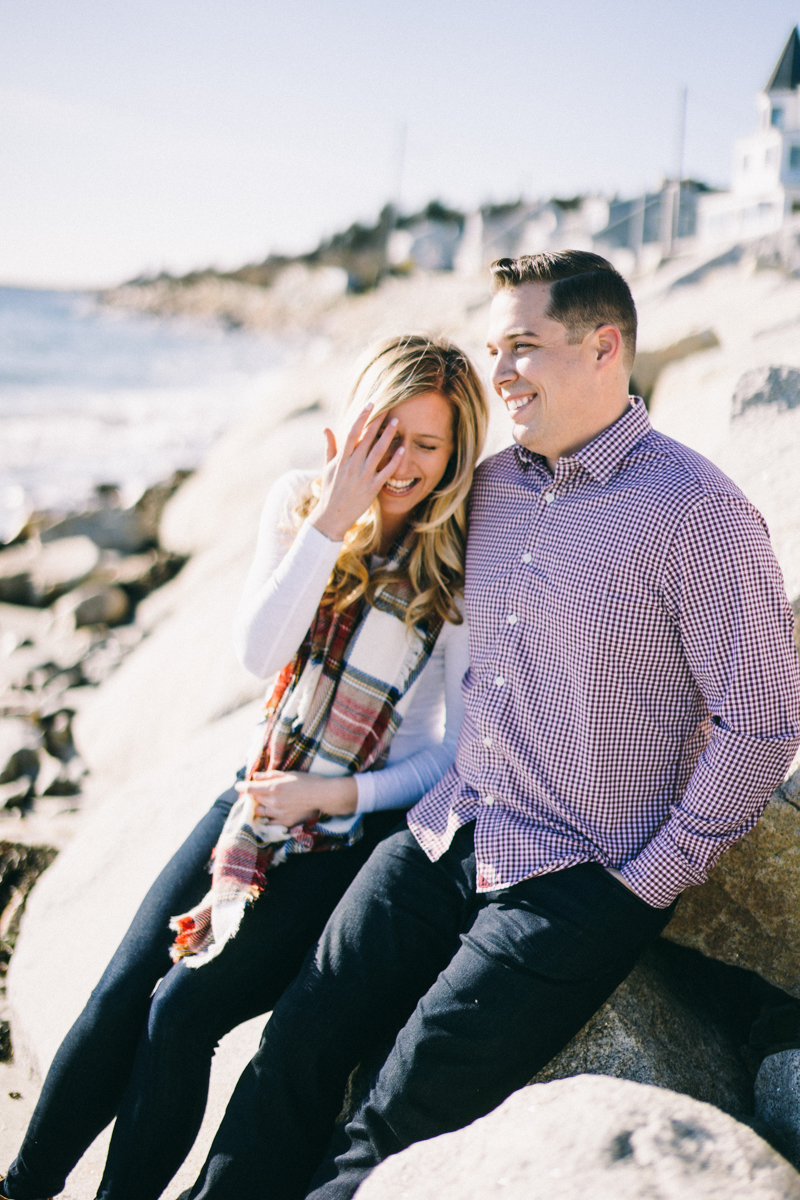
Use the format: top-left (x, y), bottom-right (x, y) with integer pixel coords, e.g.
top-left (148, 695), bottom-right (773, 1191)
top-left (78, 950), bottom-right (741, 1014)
top-left (189, 251), bottom-right (800, 1200)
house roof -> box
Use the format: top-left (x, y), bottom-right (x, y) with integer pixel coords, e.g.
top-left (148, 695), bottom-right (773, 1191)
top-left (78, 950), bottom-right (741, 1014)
top-left (766, 26), bottom-right (800, 92)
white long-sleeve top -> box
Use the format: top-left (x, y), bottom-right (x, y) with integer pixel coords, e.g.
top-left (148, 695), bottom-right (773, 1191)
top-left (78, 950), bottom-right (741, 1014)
top-left (233, 470), bottom-right (468, 815)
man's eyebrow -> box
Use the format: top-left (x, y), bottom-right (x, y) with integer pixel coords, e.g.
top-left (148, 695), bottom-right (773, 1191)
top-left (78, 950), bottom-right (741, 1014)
top-left (486, 327), bottom-right (539, 347)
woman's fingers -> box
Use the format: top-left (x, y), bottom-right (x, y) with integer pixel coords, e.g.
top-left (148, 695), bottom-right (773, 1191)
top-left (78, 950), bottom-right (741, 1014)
top-left (367, 415), bottom-right (398, 456)
top-left (341, 403), bottom-right (374, 458)
top-left (376, 443), bottom-right (405, 482)
top-left (322, 428), bottom-right (337, 464)
top-left (236, 780), bottom-right (276, 794)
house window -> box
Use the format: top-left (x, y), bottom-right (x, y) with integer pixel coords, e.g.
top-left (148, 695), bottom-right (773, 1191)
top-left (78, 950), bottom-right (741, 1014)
top-left (772, 107), bottom-right (784, 127)
top-left (792, 201), bottom-right (800, 213)
top-left (791, 145), bottom-right (800, 171)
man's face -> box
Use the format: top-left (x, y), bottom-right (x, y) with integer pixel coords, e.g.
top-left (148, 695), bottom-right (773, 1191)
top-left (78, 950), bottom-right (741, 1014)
top-left (487, 282), bottom-right (601, 463)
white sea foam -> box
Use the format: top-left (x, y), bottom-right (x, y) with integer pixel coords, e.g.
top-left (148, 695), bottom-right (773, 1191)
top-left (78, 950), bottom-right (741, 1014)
top-left (0, 286), bottom-right (288, 538)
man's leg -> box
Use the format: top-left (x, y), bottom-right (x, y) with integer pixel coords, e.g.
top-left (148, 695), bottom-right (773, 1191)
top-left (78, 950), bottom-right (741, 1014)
top-left (308, 862), bottom-right (676, 1200)
top-left (186, 822), bottom-right (480, 1200)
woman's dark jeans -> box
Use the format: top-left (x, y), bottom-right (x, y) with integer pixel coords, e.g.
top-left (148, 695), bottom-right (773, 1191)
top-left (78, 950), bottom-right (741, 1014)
top-left (4, 777), bottom-right (400, 1200)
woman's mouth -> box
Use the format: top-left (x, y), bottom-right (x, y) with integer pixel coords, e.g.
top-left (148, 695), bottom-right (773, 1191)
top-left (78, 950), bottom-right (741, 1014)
top-left (383, 477), bottom-right (419, 496)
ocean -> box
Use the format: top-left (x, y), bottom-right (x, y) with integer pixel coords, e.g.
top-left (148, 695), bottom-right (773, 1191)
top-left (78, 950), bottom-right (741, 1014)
top-left (0, 287), bottom-right (288, 541)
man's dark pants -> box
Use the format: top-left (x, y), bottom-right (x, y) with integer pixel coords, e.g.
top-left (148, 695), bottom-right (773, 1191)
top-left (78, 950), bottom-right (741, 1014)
top-left (189, 821), bottom-right (677, 1200)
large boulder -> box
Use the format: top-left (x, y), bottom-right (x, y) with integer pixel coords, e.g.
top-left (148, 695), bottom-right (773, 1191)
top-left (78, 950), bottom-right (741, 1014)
top-left (663, 769), bottom-right (800, 1000)
top-left (640, 258), bottom-right (800, 599)
top-left (532, 940), bottom-right (753, 1117)
top-left (356, 1075), bottom-right (800, 1200)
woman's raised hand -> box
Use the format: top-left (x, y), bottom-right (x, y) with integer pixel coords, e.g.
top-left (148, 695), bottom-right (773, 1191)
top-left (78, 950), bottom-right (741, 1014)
top-left (310, 403), bottom-right (404, 542)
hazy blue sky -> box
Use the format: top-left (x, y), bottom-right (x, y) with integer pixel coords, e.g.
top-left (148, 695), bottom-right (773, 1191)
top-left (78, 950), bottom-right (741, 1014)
top-left (2, 0), bottom-right (798, 287)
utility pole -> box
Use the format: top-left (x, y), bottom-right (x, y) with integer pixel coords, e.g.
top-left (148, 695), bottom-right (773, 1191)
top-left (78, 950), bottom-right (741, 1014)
top-left (673, 87), bottom-right (688, 246)
top-left (393, 122), bottom-right (407, 216)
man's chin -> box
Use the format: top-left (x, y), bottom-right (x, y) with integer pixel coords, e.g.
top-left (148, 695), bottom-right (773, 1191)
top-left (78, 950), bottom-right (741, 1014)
top-left (511, 424), bottom-right (540, 452)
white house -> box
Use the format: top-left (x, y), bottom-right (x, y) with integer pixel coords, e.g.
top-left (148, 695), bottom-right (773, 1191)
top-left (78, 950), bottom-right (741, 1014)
top-left (699, 27), bottom-right (800, 244)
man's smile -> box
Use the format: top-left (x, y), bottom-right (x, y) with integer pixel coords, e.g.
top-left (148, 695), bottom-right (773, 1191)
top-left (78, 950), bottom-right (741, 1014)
top-left (504, 394), bottom-right (538, 416)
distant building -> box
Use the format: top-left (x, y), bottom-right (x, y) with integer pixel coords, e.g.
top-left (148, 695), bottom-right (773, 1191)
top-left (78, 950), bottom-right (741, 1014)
top-left (393, 30), bottom-right (800, 281)
top-left (698, 27), bottom-right (800, 244)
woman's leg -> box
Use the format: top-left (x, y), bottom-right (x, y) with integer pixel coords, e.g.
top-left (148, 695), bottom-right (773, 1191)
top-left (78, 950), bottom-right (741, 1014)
top-left (4, 782), bottom-right (240, 1200)
top-left (94, 811), bottom-right (401, 1200)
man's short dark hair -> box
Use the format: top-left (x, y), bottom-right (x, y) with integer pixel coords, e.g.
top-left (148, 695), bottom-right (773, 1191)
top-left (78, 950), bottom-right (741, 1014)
top-left (490, 251), bottom-right (637, 372)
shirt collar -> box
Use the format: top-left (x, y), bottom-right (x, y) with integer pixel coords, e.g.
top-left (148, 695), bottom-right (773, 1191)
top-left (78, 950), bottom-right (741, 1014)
top-left (513, 397), bottom-right (651, 485)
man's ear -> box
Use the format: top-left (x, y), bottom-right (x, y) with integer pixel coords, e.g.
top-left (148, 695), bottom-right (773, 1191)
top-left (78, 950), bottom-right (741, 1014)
top-left (591, 324), bottom-right (623, 367)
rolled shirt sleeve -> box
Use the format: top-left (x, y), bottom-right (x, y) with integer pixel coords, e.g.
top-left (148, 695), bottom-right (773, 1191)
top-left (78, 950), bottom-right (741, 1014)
top-left (620, 493), bottom-right (800, 907)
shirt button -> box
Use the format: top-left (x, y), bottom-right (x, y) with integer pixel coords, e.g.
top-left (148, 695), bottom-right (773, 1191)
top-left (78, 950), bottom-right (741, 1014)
top-left (484, 795), bottom-right (495, 806)
top-left (494, 675), bottom-right (505, 688)
top-left (544, 491), bottom-right (555, 504)
top-left (521, 552), bottom-right (532, 564)
top-left (507, 613), bottom-right (518, 625)
top-left (482, 735), bottom-right (493, 747)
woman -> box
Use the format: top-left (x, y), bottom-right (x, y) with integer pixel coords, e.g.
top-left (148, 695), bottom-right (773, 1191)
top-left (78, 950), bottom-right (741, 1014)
top-left (2, 334), bottom-right (488, 1200)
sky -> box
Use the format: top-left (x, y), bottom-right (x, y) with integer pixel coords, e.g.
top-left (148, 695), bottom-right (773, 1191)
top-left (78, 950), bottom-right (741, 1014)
top-left (1, 0), bottom-right (799, 288)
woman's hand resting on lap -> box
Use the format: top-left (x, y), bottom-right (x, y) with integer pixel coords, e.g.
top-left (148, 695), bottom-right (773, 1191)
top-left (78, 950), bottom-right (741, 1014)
top-left (311, 403), bottom-right (405, 542)
top-left (236, 771), bottom-right (358, 828)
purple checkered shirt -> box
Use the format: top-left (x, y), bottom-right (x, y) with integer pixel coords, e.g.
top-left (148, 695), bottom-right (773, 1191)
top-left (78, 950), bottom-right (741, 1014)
top-left (408, 398), bottom-right (800, 908)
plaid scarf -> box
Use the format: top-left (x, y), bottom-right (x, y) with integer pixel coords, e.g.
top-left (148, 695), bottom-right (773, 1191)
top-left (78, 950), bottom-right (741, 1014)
top-left (170, 534), bottom-right (443, 967)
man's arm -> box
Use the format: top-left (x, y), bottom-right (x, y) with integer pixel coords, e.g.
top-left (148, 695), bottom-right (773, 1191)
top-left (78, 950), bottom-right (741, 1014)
top-left (619, 492), bottom-right (800, 908)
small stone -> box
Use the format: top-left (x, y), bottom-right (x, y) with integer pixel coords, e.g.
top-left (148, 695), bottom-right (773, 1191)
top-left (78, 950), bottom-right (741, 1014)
top-left (54, 585), bottom-right (130, 629)
top-left (73, 587), bottom-right (130, 628)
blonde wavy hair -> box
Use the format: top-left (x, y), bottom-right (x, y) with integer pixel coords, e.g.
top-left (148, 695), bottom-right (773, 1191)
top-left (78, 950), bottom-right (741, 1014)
top-left (293, 334), bottom-right (488, 629)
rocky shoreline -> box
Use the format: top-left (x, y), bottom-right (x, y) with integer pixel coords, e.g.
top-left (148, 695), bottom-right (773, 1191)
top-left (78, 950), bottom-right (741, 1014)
top-left (4, 251), bottom-right (800, 1197)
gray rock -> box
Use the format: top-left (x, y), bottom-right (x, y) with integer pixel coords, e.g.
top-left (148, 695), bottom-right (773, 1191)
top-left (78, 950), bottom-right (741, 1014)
top-left (631, 329), bottom-right (719, 402)
top-left (664, 770), bottom-right (800, 1000)
top-left (757, 1051), bottom-right (800, 1169)
top-left (532, 941), bottom-right (753, 1118)
top-left (0, 537), bottom-right (100, 606)
top-left (356, 1075), bottom-right (800, 1200)
top-left (41, 508), bottom-right (153, 555)
top-left (732, 365), bottom-right (800, 419)
top-left (70, 586), bottom-right (130, 628)
top-left (41, 471), bottom-right (192, 553)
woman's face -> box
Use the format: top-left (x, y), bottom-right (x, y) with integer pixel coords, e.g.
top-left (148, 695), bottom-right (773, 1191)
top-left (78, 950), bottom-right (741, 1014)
top-left (374, 391), bottom-right (455, 525)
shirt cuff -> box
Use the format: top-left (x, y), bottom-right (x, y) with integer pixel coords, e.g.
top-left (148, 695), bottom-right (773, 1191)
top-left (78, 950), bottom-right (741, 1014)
top-left (619, 828), bottom-right (708, 908)
top-left (355, 772), bottom-right (378, 814)
top-left (305, 519), bottom-right (344, 548)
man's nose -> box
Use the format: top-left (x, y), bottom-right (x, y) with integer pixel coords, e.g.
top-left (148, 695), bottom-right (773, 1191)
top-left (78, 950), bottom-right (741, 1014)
top-left (491, 351), bottom-right (516, 390)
